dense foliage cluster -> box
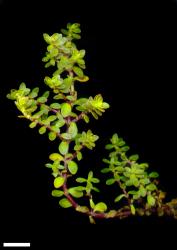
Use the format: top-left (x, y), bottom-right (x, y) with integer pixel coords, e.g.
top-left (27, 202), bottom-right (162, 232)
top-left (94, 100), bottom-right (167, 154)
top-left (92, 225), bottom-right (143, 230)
top-left (7, 23), bottom-right (177, 223)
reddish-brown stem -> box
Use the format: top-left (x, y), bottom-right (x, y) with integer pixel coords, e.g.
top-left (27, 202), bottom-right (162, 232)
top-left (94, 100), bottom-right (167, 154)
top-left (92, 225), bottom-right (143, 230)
top-left (61, 175), bottom-right (176, 220)
top-left (61, 157), bottom-right (176, 220)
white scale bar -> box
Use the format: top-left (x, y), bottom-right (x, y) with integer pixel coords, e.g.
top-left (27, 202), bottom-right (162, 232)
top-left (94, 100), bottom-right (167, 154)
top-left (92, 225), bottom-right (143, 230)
top-left (3, 243), bottom-right (30, 247)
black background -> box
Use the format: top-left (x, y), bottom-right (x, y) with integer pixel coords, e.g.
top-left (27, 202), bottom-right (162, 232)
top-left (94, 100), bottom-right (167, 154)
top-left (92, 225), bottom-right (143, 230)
top-left (0, 0), bottom-right (177, 247)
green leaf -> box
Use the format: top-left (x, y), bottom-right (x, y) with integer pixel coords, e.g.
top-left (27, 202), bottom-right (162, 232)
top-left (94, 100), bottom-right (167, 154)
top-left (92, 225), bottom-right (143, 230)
top-left (50, 103), bottom-right (61, 109)
top-left (106, 178), bottom-right (115, 185)
top-left (52, 190), bottom-right (64, 197)
top-left (76, 206), bottom-right (89, 213)
top-left (149, 172), bottom-right (159, 178)
top-left (92, 187), bottom-right (100, 192)
top-left (29, 87), bottom-right (39, 98)
top-left (89, 216), bottom-right (96, 224)
top-left (88, 171), bottom-right (93, 179)
top-left (76, 177), bottom-right (86, 183)
top-left (72, 33), bottom-right (81, 39)
top-left (54, 176), bottom-right (65, 188)
top-left (129, 154), bottom-right (139, 161)
top-left (69, 112), bottom-right (77, 118)
top-left (102, 158), bottom-right (110, 164)
top-left (114, 194), bottom-right (127, 203)
top-left (128, 190), bottom-right (137, 195)
top-left (74, 186), bottom-right (86, 191)
top-left (75, 75), bottom-right (89, 82)
top-left (94, 202), bottom-right (107, 212)
top-left (59, 141), bottom-right (69, 155)
top-left (89, 199), bottom-right (95, 209)
top-left (68, 187), bottom-right (83, 198)
top-left (41, 119), bottom-right (50, 126)
top-left (58, 164), bottom-right (65, 170)
top-left (68, 122), bottom-right (78, 138)
top-left (47, 115), bottom-right (57, 122)
top-left (111, 133), bottom-right (119, 144)
top-left (48, 131), bottom-right (57, 141)
top-left (29, 121), bottom-right (37, 128)
top-left (59, 198), bottom-right (72, 208)
top-left (45, 163), bottom-right (53, 168)
top-left (139, 178), bottom-right (150, 185)
top-left (19, 82), bottom-right (26, 90)
top-left (86, 182), bottom-right (92, 194)
top-left (68, 161), bottom-right (78, 175)
top-left (76, 151), bottom-right (82, 161)
top-left (61, 28), bottom-right (68, 35)
top-left (91, 178), bottom-right (100, 183)
top-left (125, 180), bottom-right (133, 186)
top-left (43, 33), bottom-right (51, 43)
top-left (147, 195), bottom-right (156, 207)
top-left (78, 130), bottom-right (99, 149)
top-left (73, 66), bottom-right (84, 77)
top-left (61, 133), bottom-right (72, 140)
top-left (51, 124), bottom-right (61, 132)
top-left (75, 98), bottom-right (87, 106)
top-left (139, 186), bottom-right (147, 197)
top-left (116, 166), bottom-right (124, 172)
top-left (131, 177), bottom-right (139, 187)
top-left (121, 146), bottom-right (130, 152)
top-left (49, 153), bottom-right (63, 161)
top-left (74, 144), bottom-right (82, 151)
top-left (118, 139), bottom-right (126, 146)
top-left (39, 126), bottom-right (46, 134)
top-left (106, 210), bottom-right (117, 218)
top-left (37, 96), bottom-right (47, 103)
top-left (139, 163), bottom-right (149, 169)
top-left (55, 119), bottom-right (65, 128)
top-left (61, 103), bottom-right (71, 117)
top-left (83, 114), bottom-right (89, 123)
top-left (130, 204), bottom-right (136, 215)
top-left (146, 183), bottom-right (157, 191)
top-left (105, 144), bottom-right (114, 150)
top-left (42, 91), bottom-right (50, 98)
top-left (66, 95), bottom-right (76, 101)
top-left (53, 93), bottom-right (65, 100)
top-left (101, 168), bottom-right (110, 173)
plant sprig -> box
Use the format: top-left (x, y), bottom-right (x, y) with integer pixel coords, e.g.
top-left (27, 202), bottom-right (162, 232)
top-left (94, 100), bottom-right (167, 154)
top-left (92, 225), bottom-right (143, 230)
top-left (7, 23), bottom-right (177, 223)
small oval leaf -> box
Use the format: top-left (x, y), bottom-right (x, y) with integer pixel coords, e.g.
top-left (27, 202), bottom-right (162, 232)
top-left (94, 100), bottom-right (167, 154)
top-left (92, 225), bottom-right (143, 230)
top-left (49, 153), bottom-right (63, 161)
top-left (106, 178), bottom-right (115, 185)
top-left (59, 141), bottom-right (69, 155)
top-left (68, 161), bottom-right (78, 175)
top-left (48, 131), bottom-right (57, 141)
top-left (130, 204), bottom-right (136, 215)
top-left (39, 126), bottom-right (46, 134)
top-left (149, 172), bottom-right (159, 178)
top-left (114, 194), bottom-right (126, 203)
top-left (68, 187), bottom-right (83, 198)
top-left (94, 202), bottom-right (107, 212)
top-left (54, 176), bottom-right (65, 188)
top-left (68, 122), bottom-right (78, 138)
top-left (59, 198), bottom-right (72, 208)
top-left (147, 195), bottom-right (156, 207)
top-left (52, 190), bottom-right (64, 197)
top-left (61, 103), bottom-right (71, 117)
